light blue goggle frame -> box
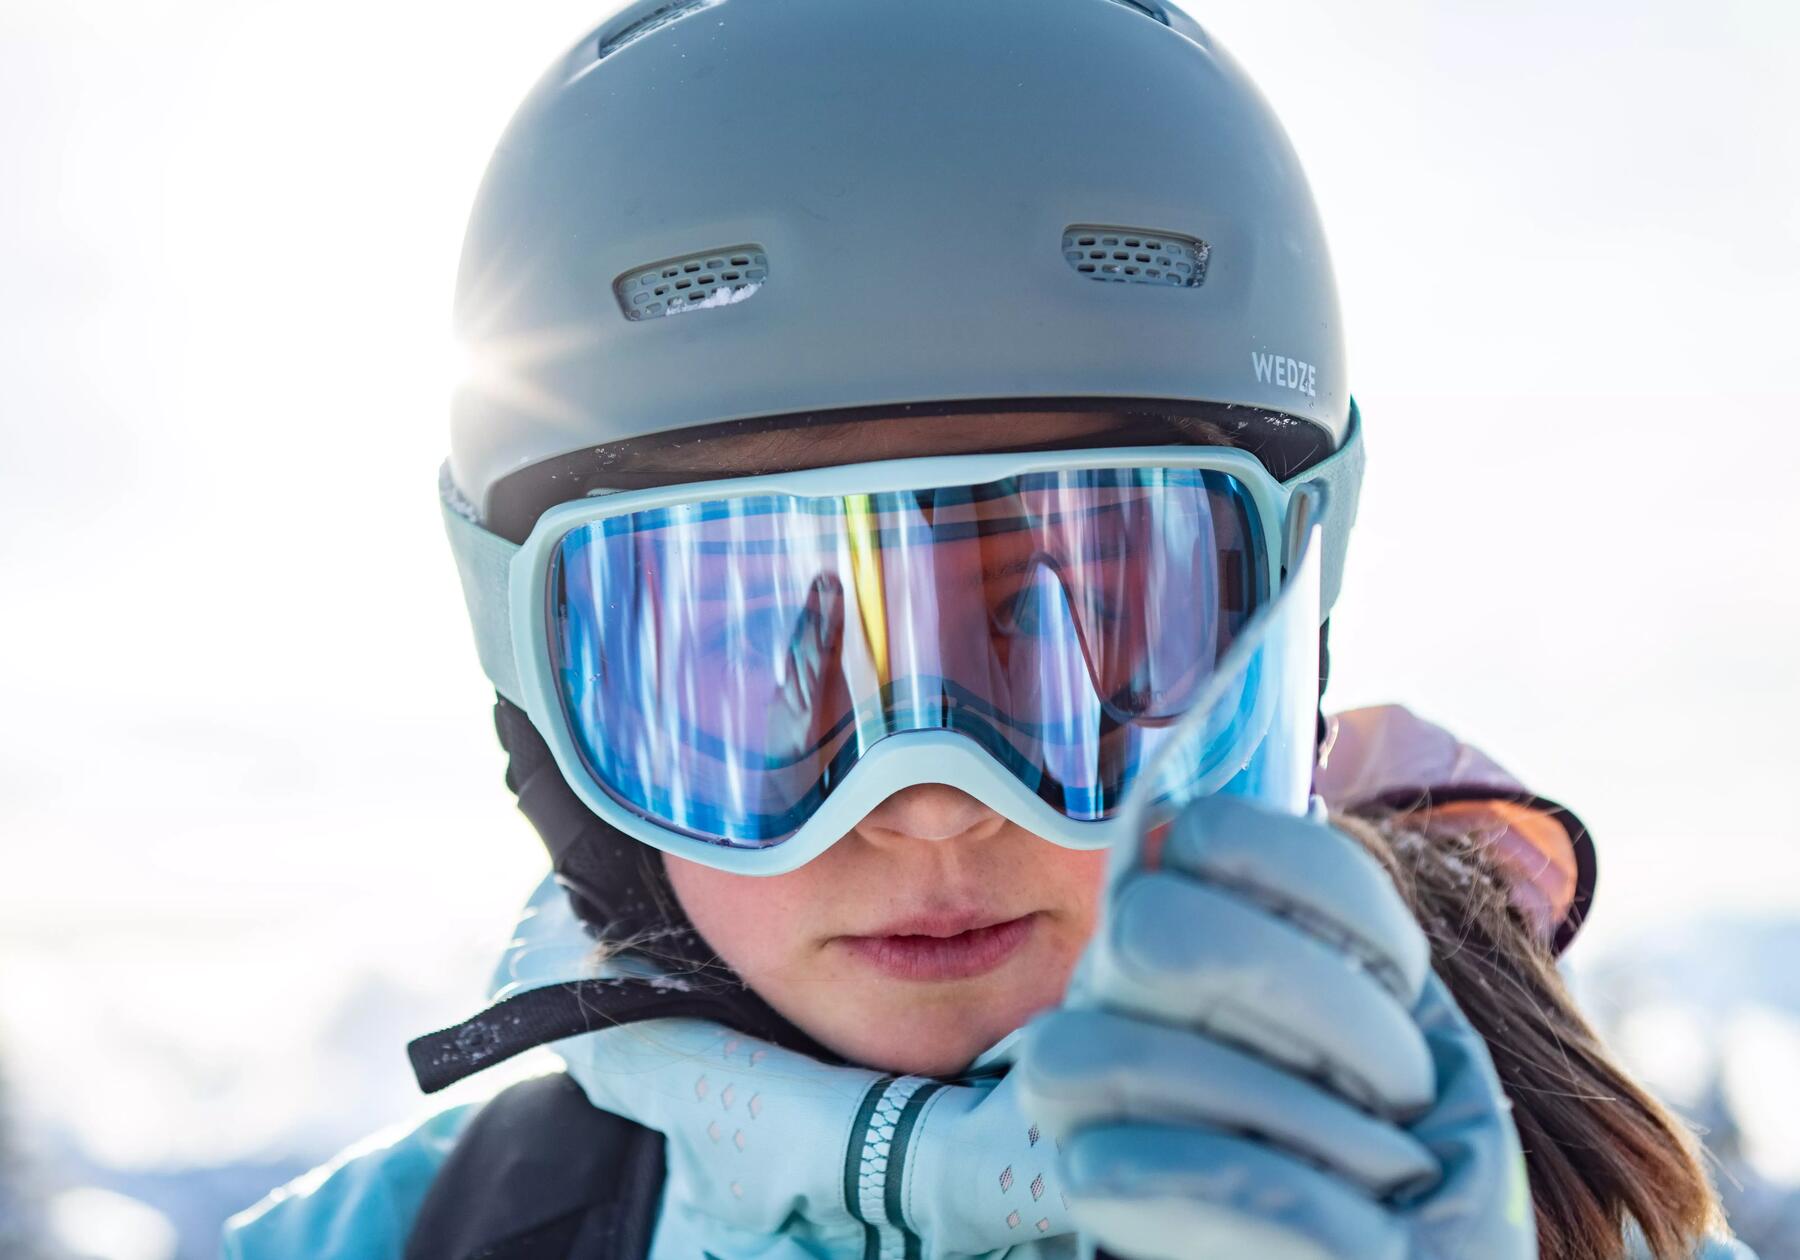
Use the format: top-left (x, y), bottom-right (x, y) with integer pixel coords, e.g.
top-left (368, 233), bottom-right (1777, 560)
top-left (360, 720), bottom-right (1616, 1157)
top-left (440, 412), bottom-right (1363, 874)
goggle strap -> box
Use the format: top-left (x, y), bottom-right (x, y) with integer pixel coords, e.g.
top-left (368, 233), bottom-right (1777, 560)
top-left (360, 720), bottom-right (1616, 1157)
top-left (1287, 399), bottom-right (1364, 615)
top-left (437, 404), bottom-right (1368, 709)
top-left (440, 465), bottom-right (524, 706)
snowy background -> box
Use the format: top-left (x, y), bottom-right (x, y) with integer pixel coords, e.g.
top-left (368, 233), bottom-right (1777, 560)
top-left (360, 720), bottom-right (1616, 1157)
top-left (2, 0), bottom-right (1797, 1256)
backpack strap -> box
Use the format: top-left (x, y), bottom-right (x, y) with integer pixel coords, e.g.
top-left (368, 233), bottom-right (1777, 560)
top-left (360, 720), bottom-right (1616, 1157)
top-left (405, 1072), bottom-right (666, 1260)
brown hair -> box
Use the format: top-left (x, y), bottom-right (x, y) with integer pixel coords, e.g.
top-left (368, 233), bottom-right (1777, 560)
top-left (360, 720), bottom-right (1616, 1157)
top-left (1336, 808), bottom-right (1724, 1260)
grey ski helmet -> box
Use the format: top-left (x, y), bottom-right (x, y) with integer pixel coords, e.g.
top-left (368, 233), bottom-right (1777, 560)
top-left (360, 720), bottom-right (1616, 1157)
top-left (447, 0), bottom-right (1362, 608)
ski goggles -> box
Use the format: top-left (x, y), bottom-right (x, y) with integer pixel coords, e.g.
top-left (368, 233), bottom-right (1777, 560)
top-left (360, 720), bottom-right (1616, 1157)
top-left (442, 436), bottom-right (1359, 874)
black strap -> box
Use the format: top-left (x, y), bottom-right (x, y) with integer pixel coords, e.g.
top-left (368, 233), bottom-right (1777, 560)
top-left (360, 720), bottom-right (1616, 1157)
top-left (405, 1072), bottom-right (665, 1260)
top-left (478, 696), bottom-right (843, 1077)
top-left (491, 696), bottom-right (764, 989)
top-left (1316, 617), bottom-right (1332, 750)
top-left (408, 976), bottom-right (834, 1094)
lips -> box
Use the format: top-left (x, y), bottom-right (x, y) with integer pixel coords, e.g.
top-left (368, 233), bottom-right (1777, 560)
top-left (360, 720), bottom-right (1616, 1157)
top-left (837, 912), bottom-right (1038, 981)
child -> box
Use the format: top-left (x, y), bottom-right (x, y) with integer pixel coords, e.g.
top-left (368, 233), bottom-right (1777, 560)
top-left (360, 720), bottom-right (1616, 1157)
top-left (224, 1), bottom-right (1751, 1256)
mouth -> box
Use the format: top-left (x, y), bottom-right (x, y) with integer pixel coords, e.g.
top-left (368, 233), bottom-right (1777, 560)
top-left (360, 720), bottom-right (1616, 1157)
top-left (836, 912), bottom-right (1039, 981)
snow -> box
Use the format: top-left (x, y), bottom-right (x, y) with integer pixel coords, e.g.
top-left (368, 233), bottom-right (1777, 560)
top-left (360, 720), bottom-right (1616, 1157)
top-left (1573, 917), bottom-right (1800, 1257)
top-left (47, 1187), bottom-right (177, 1260)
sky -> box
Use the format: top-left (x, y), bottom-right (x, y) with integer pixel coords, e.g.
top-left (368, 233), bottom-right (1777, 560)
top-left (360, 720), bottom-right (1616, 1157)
top-left (2, 0), bottom-right (1797, 1173)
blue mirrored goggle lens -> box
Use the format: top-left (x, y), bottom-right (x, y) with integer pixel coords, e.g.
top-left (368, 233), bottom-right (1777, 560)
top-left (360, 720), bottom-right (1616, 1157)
top-left (548, 468), bottom-right (1266, 847)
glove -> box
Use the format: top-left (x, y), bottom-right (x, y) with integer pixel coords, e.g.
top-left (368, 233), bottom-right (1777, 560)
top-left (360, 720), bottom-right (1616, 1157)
top-left (1014, 794), bottom-right (1536, 1260)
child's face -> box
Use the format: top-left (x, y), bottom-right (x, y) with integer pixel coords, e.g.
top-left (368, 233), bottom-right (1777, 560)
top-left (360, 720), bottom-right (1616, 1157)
top-left (652, 410), bottom-right (1136, 1075)
top-left (667, 787), bottom-right (1108, 1075)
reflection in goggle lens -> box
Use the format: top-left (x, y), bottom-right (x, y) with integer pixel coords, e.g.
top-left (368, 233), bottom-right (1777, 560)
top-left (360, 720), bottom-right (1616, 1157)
top-left (550, 468), bottom-right (1266, 846)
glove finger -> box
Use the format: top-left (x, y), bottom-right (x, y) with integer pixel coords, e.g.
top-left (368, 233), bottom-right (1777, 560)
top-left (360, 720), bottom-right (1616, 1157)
top-left (1061, 1123), bottom-right (1408, 1260)
top-left (1402, 971), bottom-right (1537, 1257)
top-left (1158, 795), bottom-right (1430, 1005)
top-left (1092, 870), bottom-right (1435, 1117)
top-left (1017, 1009), bottom-right (1440, 1198)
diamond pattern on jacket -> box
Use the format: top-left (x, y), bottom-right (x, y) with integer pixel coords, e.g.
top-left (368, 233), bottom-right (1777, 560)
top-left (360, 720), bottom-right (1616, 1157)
top-left (995, 1117), bottom-right (1067, 1239)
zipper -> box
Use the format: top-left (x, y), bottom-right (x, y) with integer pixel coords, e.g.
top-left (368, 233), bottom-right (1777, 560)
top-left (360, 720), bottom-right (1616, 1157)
top-left (843, 1076), bottom-right (947, 1260)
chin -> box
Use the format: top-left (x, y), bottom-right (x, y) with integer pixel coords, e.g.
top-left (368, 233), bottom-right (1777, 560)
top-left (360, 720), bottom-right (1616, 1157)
top-left (831, 1027), bottom-right (991, 1078)
top-left (812, 986), bottom-right (1044, 1078)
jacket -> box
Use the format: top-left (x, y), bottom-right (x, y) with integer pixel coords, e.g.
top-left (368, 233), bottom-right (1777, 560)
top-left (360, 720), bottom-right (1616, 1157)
top-left (221, 706), bottom-right (1742, 1260)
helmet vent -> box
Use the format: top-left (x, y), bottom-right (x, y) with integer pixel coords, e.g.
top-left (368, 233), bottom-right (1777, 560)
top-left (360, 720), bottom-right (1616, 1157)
top-left (594, 0), bottom-right (723, 64)
top-left (1063, 226), bottom-right (1209, 287)
top-left (1099, 0), bottom-right (1170, 25)
top-left (615, 246), bottom-right (768, 321)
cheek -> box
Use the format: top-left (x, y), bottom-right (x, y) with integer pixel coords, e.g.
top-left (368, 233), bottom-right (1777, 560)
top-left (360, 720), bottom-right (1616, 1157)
top-left (1037, 845), bottom-right (1110, 956)
top-left (663, 853), bottom-right (835, 975)
top-left (1052, 845), bottom-right (1110, 909)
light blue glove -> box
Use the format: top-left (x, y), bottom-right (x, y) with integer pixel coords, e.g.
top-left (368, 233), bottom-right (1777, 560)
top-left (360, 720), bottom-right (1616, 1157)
top-left (1015, 794), bottom-right (1536, 1260)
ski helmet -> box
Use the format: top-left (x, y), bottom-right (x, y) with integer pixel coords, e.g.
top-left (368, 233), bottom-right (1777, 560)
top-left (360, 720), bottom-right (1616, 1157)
top-left (439, 0), bottom-right (1367, 922)
top-left (446, 0), bottom-right (1361, 589)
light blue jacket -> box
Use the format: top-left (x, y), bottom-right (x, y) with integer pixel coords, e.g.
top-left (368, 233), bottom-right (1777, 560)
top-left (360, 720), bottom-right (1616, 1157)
top-left (227, 876), bottom-right (1087, 1260)
top-left (224, 873), bottom-right (1757, 1260)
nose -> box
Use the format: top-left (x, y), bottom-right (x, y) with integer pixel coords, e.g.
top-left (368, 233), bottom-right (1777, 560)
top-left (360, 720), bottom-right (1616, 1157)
top-left (854, 783), bottom-right (1007, 845)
